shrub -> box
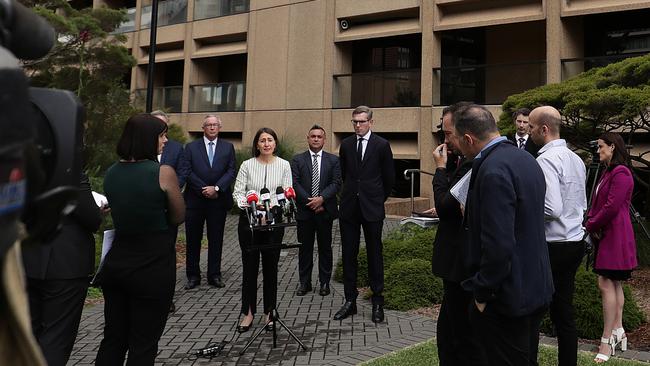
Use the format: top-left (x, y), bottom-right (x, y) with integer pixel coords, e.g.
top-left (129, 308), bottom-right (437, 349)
top-left (634, 221), bottom-right (650, 267)
top-left (333, 224), bottom-right (438, 309)
top-left (540, 264), bottom-right (645, 339)
top-left (383, 259), bottom-right (443, 311)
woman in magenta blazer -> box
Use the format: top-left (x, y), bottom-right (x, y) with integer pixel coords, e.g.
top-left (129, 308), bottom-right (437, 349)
top-left (586, 132), bottom-right (637, 363)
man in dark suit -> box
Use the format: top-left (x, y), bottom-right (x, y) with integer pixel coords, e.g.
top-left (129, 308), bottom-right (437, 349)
top-left (152, 110), bottom-right (185, 187)
top-left (507, 107), bottom-right (540, 156)
top-left (431, 103), bottom-right (487, 366)
top-left (291, 124), bottom-right (341, 297)
top-left (178, 114), bottom-right (235, 289)
top-left (334, 105), bottom-right (395, 323)
top-left (22, 173), bottom-right (102, 366)
top-left (454, 104), bottom-right (553, 365)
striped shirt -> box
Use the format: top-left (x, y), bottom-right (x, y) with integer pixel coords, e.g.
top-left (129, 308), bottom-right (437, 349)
top-left (233, 157), bottom-right (293, 208)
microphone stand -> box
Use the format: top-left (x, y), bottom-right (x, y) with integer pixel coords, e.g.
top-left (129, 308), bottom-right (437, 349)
top-left (240, 217), bottom-right (307, 354)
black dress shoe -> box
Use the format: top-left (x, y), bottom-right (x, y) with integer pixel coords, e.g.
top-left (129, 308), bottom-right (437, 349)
top-left (184, 278), bottom-right (200, 290)
top-left (169, 302), bottom-right (176, 313)
top-left (333, 301), bottom-right (357, 320)
top-left (296, 283), bottom-right (312, 296)
top-left (372, 304), bottom-right (384, 323)
top-left (208, 276), bottom-right (225, 288)
top-left (319, 283), bottom-right (330, 296)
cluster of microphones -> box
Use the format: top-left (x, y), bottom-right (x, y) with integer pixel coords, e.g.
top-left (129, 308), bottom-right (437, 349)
top-left (245, 187), bottom-right (297, 227)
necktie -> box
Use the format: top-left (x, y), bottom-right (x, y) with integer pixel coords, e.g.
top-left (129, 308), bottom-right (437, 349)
top-left (357, 137), bottom-right (364, 163)
top-left (518, 137), bottom-right (525, 149)
top-left (311, 154), bottom-right (319, 197)
top-left (208, 141), bottom-right (215, 166)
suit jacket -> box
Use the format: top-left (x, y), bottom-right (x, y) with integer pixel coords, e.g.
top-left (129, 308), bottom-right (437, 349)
top-left (462, 139), bottom-right (553, 317)
top-left (22, 173), bottom-right (101, 279)
top-left (431, 159), bottom-right (472, 283)
top-left (179, 137), bottom-right (236, 210)
top-left (508, 134), bottom-right (540, 156)
top-left (291, 150), bottom-right (341, 221)
top-left (586, 165), bottom-right (637, 270)
top-left (160, 139), bottom-right (185, 187)
top-left (339, 133), bottom-right (394, 222)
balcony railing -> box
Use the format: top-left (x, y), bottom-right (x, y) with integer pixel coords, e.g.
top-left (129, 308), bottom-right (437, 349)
top-left (433, 60), bottom-right (546, 105)
top-left (113, 7), bottom-right (136, 34)
top-left (194, 0), bottom-right (249, 21)
top-left (333, 69), bottom-right (421, 109)
top-left (190, 82), bottom-right (246, 112)
top-left (134, 86), bottom-right (183, 112)
top-left (561, 53), bottom-right (649, 80)
top-left (141, 0), bottom-right (187, 28)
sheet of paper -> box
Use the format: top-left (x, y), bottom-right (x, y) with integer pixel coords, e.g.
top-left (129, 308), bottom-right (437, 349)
top-left (450, 170), bottom-right (472, 207)
top-left (92, 191), bottom-right (108, 207)
top-left (101, 229), bottom-right (114, 262)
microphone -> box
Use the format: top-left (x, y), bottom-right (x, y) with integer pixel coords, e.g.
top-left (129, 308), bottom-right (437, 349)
top-left (274, 187), bottom-right (286, 223)
top-left (260, 187), bottom-right (273, 224)
top-left (245, 190), bottom-right (259, 226)
top-left (284, 187), bottom-right (297, 222)
top-left (193, 341), bottom-right (227, 358)
top-left (2, 0), bottom-right (56, 60)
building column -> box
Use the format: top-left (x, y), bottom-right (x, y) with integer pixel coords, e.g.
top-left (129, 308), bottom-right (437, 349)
top-left (546, 0), bottom-right (562, 84)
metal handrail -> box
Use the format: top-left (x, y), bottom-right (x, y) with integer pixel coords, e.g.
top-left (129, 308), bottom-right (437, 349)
top-left (403, 169), bottom-right (434, 215)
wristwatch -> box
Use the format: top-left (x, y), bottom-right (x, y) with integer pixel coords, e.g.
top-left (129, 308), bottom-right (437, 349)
top-left (214, 186), bottom-right (220, 192)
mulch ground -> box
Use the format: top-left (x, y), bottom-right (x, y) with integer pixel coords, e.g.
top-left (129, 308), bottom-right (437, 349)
top-left (626, 266), bottom-right (650, 350)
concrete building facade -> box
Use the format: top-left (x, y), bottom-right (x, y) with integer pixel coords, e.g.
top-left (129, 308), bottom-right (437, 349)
top-left (99, 0), bottom-right (650, 199)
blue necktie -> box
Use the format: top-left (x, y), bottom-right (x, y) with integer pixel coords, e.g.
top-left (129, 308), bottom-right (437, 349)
top-left (208, 141), bottom-right (214, 166)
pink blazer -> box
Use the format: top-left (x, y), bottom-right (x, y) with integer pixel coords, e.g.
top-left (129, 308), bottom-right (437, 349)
top-left (586, 165), bottom-right (637, 270)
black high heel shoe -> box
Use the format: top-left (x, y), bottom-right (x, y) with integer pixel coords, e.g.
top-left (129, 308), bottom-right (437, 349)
top-left (265, 321), bottom-right (275, 332)
top-left (237, 318), bottom-right (253, 333)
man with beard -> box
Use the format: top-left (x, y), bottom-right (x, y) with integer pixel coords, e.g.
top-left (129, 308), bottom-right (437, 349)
top-left (431, 102), bottom-right (487, 366)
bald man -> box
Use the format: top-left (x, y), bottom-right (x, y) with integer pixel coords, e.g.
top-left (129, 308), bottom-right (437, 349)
top-left (529, 106), bottom-right (587, 366)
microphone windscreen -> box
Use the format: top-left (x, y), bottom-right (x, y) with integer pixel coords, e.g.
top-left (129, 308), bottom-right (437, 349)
top-left (260, 187), bottom-right (271, 201)
top-left (246, 190), bottom-right (258, 203)
top-left (284, 187), bottom-right (296, 199)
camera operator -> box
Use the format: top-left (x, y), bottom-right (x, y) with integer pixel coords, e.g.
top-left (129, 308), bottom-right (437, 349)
top-left (0, 1), bottom-right (85, 364)
top-left (21, 172), bottom-right (102, 366)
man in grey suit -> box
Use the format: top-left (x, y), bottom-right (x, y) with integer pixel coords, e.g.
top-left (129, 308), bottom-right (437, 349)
top-left (291, 125), bottom-right (341, 296)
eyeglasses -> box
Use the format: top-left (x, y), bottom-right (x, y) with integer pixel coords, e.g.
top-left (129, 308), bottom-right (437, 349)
top-left (350, 119), bottom-right (370, 126)
top-left (203, 123), bottom-right (220, 128)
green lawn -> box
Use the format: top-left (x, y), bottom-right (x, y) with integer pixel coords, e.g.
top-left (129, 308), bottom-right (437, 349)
top-left (362, 339), bottom-right (650, 366)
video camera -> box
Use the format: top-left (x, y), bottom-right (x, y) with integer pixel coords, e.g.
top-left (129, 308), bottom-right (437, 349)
top-left (0, 0), bottom-right (85, 260)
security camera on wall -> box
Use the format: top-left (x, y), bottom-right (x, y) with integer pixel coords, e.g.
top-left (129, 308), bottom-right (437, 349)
top-left (339, 19), bottom-right (350, 31)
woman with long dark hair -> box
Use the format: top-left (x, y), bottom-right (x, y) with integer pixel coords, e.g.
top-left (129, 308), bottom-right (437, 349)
top-left (232, 127), bottom-right (292, 333)
top-left (586, 132), bottom-right (637, 363)
top-left (96, 114), bottom-right (185, 365)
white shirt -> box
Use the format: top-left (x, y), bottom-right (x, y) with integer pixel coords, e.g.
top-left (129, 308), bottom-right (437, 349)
top-left (203, 136), bottom-right (218, 155)
top-left (233, 157), bottom-right (293, 208)
top-left (357, 130), bottom-right (371, 160)
top-left (309, 149), bottom-right (322, 177)
top-left (515, 134), bottom-right (529, 148)
top-left (536, 139), bottom-right (587, 242)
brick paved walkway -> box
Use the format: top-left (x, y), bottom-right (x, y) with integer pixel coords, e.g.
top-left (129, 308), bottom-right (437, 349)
top-left (68, 217), bottom-right (437, 365)
top-left (68, 215), bottom-right (650, 365)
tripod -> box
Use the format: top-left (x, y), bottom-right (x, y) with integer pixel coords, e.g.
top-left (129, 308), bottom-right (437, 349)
top-left (239, 221), bottom-right (308, 355)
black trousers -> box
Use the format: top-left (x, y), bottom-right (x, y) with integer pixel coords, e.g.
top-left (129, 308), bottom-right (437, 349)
top-left (185, 207), bottom-right (227, 280)
top-left (237, 213), bottom-right (285, 315)
top-left (27, 277), bottom-right (88, 366)
top-left (437, 280), bottom-right (488, 366)
top-left (340, 212), bottom-right (384, 305)
top-left (547, 241), bottom-right (585, 366)
top-left (96, 231), bottom-right (176, 366)
top-left (470, 304), bottom-right (546, 366)
top-left (297, 213), bottom-right (334, 286)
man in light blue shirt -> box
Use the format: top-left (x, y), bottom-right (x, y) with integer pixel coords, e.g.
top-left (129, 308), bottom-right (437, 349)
top-left (529, 105), bottom-right (587, 366)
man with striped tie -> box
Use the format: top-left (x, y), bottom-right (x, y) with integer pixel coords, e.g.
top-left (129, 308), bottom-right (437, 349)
top-left (508, 107), bottom-right (540, 156)
top-left (291, 125), bottom-right (341, 296)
